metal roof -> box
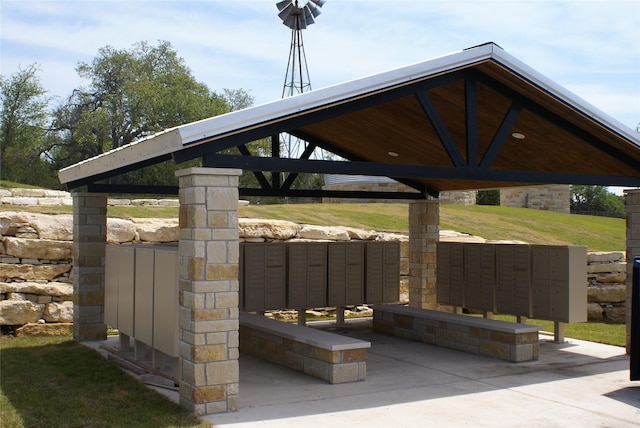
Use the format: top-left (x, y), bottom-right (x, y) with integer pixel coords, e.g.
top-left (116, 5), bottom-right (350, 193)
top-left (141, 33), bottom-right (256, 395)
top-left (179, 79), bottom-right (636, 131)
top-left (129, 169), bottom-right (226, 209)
top-left (58, 42), bottom-right (640, 197)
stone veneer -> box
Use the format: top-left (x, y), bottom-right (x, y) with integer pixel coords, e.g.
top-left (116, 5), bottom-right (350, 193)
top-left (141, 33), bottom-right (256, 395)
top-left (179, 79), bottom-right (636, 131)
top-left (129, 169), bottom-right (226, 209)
top-left (176, 168), bottom-right (241, 415)
top-left (500, 185), bottom-right (571, 213)
top-left (72, 193), bottom-right (108, 341)
top-left (408, 200), bottom-right (439, 309)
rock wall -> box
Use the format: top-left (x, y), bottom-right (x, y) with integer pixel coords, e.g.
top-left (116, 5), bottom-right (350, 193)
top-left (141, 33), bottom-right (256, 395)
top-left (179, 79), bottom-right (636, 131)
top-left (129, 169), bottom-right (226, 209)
top-left (500, 185), bottom-right (571, 213)
top-left (586, 251), bottom-right (627, 323)
top-left (0, 187), bottom-right (179, 207)
top-left (0, 209), bottom-right (628, 335)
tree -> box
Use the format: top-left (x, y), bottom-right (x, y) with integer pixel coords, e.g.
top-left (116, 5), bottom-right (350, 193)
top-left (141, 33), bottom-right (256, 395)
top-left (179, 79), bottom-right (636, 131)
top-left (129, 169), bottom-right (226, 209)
top-left (0, 64), bottom-right (57, 186)
top-left (48, 41), bottom-right (253, 185)
top-left (570, 185), bottom-right (625, 218)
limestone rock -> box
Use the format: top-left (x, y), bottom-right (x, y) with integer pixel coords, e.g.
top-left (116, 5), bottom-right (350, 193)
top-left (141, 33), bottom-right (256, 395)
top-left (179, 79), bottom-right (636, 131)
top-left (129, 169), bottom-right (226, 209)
top-left (0, 211), bottom-right (30, 236)
top-left (336, 226), bottom-right (379, 240)
top-left (0, 300), bottom-right (45, 325)
top-left (29, 213), bottom-right (73, 240)
top-left (377, 232), bottom-right (408, 242)
top-left (299, 224), bottom-right (350, 241)
top-left (587, 262), bottom-right (626, 274)
top-left (587, 251), bottom-right (625, 263)
top-left (107, 218), bottom-right (137, 243)
top-left (587, 284), bottom-right (626, 303)
top-left (0, 281), bottom-right (73, 298)
top-left (134, 218), bottom-right (179, 242)
top-left (589, 272), bottom-right (626, 284)
top-left (239, 219), bottom-right (298, 240)
top-left (43, 301), bottom-right (74, 322)
top-left (587, 303), bottom-right (604, 321)
top-left (3, 237), bottom-right (72, 260)
top-left (603, 306), bottom-right (626, 323)
top-left (0, 263), bottom-right (71, 281)
top-left (15, 322), bottom-right (73, 337)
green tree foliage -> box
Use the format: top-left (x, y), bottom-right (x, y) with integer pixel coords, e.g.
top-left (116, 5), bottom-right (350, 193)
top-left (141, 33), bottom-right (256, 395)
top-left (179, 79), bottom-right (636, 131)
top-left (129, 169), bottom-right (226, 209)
top-left (48, 40), bottom-right (253, 186)
top-left (476, 189), bottom-right (500, 206)
top-left (570, 185), bottom-right (625, 218)
top-left (0, 64), bottom-right (58, 187)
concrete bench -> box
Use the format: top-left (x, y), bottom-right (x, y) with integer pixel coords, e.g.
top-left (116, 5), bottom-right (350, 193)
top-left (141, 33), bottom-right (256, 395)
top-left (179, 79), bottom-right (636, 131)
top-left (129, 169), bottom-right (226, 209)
top-left (239, 312), bottom-right (370, 384)
top-left (373, 305), bottom-right (540, 362)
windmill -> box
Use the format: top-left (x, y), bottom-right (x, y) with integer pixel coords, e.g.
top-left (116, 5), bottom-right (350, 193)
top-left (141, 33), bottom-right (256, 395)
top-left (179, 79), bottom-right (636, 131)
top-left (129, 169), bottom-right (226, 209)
top-left (276, 0), bottom-right (326, 160)
top-left (277, 0), bottom-right (325, 98)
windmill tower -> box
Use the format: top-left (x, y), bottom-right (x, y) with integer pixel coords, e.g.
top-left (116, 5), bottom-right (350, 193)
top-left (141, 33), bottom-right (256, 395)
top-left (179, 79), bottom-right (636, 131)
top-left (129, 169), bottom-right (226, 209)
top-left (276, 0), bottom-right (326, 157)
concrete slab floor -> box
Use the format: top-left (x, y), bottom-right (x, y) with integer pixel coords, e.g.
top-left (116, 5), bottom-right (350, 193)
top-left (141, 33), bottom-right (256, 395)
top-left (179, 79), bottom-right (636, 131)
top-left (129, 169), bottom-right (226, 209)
top-left (86, 318), bottom-right (639, 427)
top-left (206, 319), bottom-right (640, 428)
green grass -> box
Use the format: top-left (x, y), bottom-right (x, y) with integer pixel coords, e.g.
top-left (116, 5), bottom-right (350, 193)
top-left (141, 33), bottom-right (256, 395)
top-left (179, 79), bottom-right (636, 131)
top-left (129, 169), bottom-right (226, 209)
top-left (239, 203), bottom-right (624, 251)
top-left (0, 202), bottom-right (625, 251)
top-left (0, 335), bottom-right (210, 428)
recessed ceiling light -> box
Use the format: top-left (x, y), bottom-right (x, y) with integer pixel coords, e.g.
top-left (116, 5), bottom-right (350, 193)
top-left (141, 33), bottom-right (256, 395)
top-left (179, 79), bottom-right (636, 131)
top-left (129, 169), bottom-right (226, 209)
top-left (388, 151), bottom-right (399, 157)
top-left (512, 132), bottom-right (526, 140)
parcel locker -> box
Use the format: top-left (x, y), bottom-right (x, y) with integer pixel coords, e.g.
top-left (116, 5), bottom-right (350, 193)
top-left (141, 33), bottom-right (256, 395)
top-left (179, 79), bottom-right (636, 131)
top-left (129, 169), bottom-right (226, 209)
top-left (134, 246), bottom-right (155, 347)
top-left (531, 245), bottom-right (587, 323)
top-left (242, 243), bottom-right (286, 311)
top-left (365, 241), bottom-right (400, 304)
top-left (437, 242), bottom-right (465, 307)
top-left (105, 245), bottom-right (136, 336)
top-left (153, 247), bottom-right (179, 357)
top-left (464, 243), bottom-right (496, 312)
top-left (328, 242), bottom-right (365, 306)
top-left (495, 244), bottom-right (531, 317)
top-left (287, 242), bottom-right (328, 308)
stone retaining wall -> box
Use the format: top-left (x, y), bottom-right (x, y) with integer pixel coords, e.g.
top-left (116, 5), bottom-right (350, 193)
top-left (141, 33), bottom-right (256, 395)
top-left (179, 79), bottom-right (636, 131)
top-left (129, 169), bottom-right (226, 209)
top-left (500, 185), bottom-right (571, 213)
top-left (0, 209), bottom-right (627, 334)
top-left (0, 188), bottom-right (179, 207)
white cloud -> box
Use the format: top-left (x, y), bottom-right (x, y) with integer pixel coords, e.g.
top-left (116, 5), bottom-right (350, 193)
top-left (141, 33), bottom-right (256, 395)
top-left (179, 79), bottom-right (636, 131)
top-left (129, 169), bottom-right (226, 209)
top-left (1, 0), bottom-right (638, 129)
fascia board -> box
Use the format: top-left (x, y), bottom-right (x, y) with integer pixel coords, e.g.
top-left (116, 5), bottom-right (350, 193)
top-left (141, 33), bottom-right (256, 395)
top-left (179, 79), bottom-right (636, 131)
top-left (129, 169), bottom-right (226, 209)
top-left (58, 128), bottom-right (183, 184)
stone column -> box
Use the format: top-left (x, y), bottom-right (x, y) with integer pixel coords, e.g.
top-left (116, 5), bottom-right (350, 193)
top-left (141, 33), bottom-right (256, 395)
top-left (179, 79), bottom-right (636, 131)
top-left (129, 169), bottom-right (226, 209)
top-left (408, 199), bottom-right (439, 309)
top-left (72, 192), bottom-right (108, 341)
top-left (176, 167), bottom-right (242, 415)
top-left (626, 189), bottom-right (640, 354)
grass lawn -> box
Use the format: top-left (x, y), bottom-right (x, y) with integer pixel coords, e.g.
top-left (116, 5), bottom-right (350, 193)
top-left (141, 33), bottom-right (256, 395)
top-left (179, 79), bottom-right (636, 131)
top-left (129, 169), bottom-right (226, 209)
top-left (0, 335), bottom-right (211, 428)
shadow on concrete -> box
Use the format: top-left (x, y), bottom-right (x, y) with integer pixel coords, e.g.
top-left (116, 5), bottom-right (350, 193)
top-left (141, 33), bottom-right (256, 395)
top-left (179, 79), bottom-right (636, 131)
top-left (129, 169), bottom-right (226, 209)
top-left (208, 318), bottom-right (634, 427)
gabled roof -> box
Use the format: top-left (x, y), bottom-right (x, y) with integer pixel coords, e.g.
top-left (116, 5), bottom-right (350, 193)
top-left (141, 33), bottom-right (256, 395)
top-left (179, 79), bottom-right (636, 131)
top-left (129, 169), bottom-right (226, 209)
top-left (58, 42), bottom-right (640, 195)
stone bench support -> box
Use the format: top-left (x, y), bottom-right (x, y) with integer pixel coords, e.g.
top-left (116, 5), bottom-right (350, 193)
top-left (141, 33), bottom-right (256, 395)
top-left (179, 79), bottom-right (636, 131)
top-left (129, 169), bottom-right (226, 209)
top-left (373, 305), bottom-right (540, 362)
top-left (239, 312), bottom-right (370, 384)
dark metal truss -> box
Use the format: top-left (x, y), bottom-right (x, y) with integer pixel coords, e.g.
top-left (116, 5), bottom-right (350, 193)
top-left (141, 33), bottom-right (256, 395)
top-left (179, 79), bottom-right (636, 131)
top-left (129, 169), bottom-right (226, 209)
top-left (78, 64), bottom-right (640, 196)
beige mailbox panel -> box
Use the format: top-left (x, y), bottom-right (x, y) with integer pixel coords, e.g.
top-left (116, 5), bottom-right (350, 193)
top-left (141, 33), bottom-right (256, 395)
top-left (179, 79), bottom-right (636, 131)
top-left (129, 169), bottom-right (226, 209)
top-left (464, 243), bottom-right (495, 312)
top-left (134, 247), bottom-right (155, 347)
top-left (242, 243), bottom-right (287, 311)
top-left (153, 247), bottom-right (179, 357)
top-left (531, 245), bottom-right (587, 323)
top-left (107, 245), bottom-right (136, 336)
top-left (495, 244), bottom-right (531, 317)
top-left (365, 241), bottom-right (400, 304)
top-left (287, 242), bottom-right (328, 308)
top-left (437, 242), bottom-right (465, 307)
top-left (328, 242), bottom-right (365, 306)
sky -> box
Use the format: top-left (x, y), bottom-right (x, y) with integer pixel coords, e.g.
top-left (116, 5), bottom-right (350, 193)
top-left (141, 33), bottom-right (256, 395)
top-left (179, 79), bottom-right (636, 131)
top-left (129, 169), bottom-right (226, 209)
top-left (1, 0), bottom-right (639, 129)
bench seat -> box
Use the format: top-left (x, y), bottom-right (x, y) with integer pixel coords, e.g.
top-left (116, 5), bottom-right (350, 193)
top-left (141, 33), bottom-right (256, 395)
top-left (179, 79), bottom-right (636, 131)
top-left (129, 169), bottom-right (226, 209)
top-left (239, 312), bottom-right (370, 383)
top-left (373, 305), bottom-right (540, 362)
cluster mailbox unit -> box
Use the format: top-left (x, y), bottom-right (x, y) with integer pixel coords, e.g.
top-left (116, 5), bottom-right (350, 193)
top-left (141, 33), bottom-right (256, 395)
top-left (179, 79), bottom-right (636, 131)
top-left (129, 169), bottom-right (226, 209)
top-left (437, 242), bottom-right (587, 327)
top-left (105, 244), bottom-right (179, 368)
top-left (240, 241), bottom-right (401, 312)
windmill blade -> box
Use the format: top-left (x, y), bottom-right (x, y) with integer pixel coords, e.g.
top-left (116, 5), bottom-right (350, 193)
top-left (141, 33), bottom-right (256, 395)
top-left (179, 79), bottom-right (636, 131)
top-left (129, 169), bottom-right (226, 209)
top-left (302, 6), bottom-right (316, 26)
top-left (309, 0), bottom-right (326, 8)
top-left (306, 2), bottom-right (321, 18)
top-left (278, 2), bottom-right (296, 22)
top-left (276, 0), bottom-right (292, 12)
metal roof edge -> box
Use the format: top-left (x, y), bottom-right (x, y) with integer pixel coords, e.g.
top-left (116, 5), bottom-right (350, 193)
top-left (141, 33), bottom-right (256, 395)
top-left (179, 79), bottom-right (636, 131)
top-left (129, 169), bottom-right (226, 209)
top-left (489, 47), bottom-right (640, 146)
top-left (177, 44), bottom-right (498, 146)
top-left (58, 128), bottom-right (183, 185)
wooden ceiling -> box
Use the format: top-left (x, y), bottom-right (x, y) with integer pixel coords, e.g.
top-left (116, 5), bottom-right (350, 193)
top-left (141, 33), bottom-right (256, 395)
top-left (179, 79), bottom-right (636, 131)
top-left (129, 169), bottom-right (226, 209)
top-left (59, 44), bottom-right (640, 197)
top-left (291, 60), bottom-right (639, 193)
